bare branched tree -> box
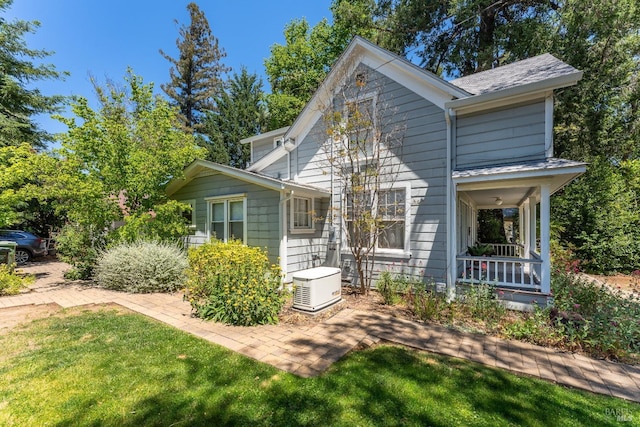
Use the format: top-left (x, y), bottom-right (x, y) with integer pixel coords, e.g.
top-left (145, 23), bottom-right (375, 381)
top-left (317, 63), bottom-right (406, 294)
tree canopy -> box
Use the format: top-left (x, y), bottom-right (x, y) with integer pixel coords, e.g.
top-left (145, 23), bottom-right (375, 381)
top-left (0, 0), bottom-right (65, 149)
top-left (203, 68), bottom-right (266, 168)
top-left (160, 2), bottom-right (229, 134)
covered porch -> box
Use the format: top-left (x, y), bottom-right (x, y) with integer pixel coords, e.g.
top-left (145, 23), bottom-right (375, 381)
top-left (450, 159), bottom-right (586, 301)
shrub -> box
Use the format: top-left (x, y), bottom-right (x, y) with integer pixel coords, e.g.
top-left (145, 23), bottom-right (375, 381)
top-left (0, 265), bottom-right (34, 295)
top-left (110, 200), bottom-right (190, 246)
top-left (406, 280), bottom-right (451, 322)
top-left (184, 240), bottom-right (285, 326)
top-left (94, 241), bottom-right (187, 293)
top-left (56, 223), bottom-right (106, 280)
top-left (549, 270), bottom-right (640, 360)
top-left (459, 282), bottom-right (506, 323)
top-left (376, 270), bottom-right (410, 305)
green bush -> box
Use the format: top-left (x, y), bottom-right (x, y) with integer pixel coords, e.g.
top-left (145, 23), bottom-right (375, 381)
top-left (550, 270), bottom-right (640, 360)
top-left (94, 241), bottom-right (187, 293)
top-left (110, 200), bottom-right (190, 246)
top-left (376, 270), bottom-right (410, 305)
top-left (56, 223), bottom-right (106, 280)
top-left (406, 281), bottom-right (451, 322)
top-left (184, 240), bottom-right (285, 326)
top-left (459, 282), bottom-right (506, 323)
top-left (0, 265), bottom-right (34, 295)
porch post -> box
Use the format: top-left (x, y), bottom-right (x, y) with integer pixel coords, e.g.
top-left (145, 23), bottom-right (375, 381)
top-left (540, 184), bottom-right (551, 294)
top-left (522, 200), bottom-right (531, 259)
top-left (519, 204), bottom-right (525, 257)
top-left (529, 195), bottom-right (537, 256)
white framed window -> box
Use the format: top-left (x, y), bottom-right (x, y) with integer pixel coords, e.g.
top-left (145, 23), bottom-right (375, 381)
top-left (274, 137), bottom-right (284, 148)
top-left (180, 199), bottom-right (196, 235)
top-left (344, 183), bottom-right (410, 254)
top-left (205, 194), bottom-right (247, 243)
top-left (345, 93), bottom-right (377, 160)
top-left (290, 197), bottom-right (314, 233)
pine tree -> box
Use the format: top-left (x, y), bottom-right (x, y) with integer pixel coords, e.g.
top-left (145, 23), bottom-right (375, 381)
top-left (160, 2), bottom-right (229, 133)
top-left (204, 68), bottom-right (266, 168)
top-left (0, 0), bottom-right (65, 149)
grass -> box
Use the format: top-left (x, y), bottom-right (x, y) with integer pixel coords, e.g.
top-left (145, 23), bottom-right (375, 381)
top-left (1, 308), bottom-right (639, 426)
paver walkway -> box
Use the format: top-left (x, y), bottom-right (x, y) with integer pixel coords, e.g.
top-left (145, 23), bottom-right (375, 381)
top-left (2, 260), bottom-right (640, 403)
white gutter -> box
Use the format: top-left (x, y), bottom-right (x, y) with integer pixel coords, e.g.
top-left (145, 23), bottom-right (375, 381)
top-left (279, 188), bottom-right (294, 283)
top-left (445, 108), bottom-right (456, 301)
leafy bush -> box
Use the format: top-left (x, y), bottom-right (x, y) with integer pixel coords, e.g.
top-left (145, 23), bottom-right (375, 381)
top-left (503, 307), bottom-right (564, 347)
top-left (459, 282), bottom-right (506, 323)
top-left (184, 240), bottom-right (285, 326)
top-left (110, 200), bottom-right (190, 245)
top-left (0, 265), bottom-right (34, 295)
top-left (376, 270), bottom-right (411, 305)
top-left (406, 281), bottom-right (451, 322)
top-left (550, 271), bottom-right (640, 360)
top-left (94, 241), bottom-right (187, 293)
top-left (56, 223), bottom-right (106, 280)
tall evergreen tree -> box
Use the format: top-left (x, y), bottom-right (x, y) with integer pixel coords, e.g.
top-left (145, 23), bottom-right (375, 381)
top-left (160, 2), bottom-right (229, 133)
top-left (0, 0), bottom-right (65, 149)
top-left (204, 68), bottom-right (266, 168)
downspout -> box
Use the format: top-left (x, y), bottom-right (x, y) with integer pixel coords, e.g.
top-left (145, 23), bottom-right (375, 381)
top-left (279, 187), bottom-right (294, 283)
top-left (445, 108), bottom-right (456, 301)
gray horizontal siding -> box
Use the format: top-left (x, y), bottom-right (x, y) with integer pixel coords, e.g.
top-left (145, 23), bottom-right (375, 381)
top-left (293, 64), bottom-right (449, 283)
top-left (456, 102), bottom-right (546, 168)
top-left (252, 139), bottom-right (274, 163)
top-left (171, 174), bottom-right (281, 264)
top-left (261, 155), bottom-right (289, 179)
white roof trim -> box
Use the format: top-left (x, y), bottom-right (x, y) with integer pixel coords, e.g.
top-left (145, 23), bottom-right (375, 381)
top-left (246, 145), bottom-right (289, 172)
top-left (284, 36), bottom-right (467, 146)
top-left (166, 159), bottom-right (329, 197)
top-left (240, 126), bottom-right (289, 145)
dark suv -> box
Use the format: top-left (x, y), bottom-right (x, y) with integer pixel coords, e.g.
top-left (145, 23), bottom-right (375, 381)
top-left (0, 230), bottom-right (48, 264)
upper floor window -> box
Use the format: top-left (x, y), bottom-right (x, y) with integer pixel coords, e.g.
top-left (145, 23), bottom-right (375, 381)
top-left (345, 94), bottom-right (377, 160)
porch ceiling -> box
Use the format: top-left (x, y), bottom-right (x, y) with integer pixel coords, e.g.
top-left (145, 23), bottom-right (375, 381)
top-left (453, 158), bottom-right (587, 208)
top-left (461, 186), bottom-right (534, 209)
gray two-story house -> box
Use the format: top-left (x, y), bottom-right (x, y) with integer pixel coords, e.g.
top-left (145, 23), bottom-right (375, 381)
top-left (167, 37), bottom-right (586, 307)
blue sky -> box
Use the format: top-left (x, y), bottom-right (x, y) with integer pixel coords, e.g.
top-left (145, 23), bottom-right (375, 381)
top-left (6, 0), bottom-right (333, 136)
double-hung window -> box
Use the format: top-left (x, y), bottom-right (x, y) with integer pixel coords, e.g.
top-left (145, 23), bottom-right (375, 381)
top-left (345, 185), bottom-right (409, 253)
top-left (291, 197), bottom-right (314, 233)
top-left (206, 195), bottom-right (246, 243)
top-left (345, 94), bottom-right (376, 160)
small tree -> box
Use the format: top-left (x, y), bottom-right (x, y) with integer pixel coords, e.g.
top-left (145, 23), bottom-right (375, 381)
top-left (319, 64), bottom-right (405, 294)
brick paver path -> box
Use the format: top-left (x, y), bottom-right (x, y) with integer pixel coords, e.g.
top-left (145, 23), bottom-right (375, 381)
top-left (2, 260), bottom-right (639, 402)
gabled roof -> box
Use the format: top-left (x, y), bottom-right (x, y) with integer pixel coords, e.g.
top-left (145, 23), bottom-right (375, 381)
top-left (446, 54), bottom-right (582, 114)
top-left (450, 54), bottom-right (580, 95)
top-left (166, 159), bottom-right (330, 197)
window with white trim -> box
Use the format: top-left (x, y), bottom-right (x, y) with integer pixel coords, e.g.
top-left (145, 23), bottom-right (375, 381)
top-left (291, 197), bottom-right (314, 232)
top-left (207, 195), bottom-right (246, 243)
top-left (345, 94), bottom-right (376, 160)
top-left (345, 186), bottom-right (409, 253)
top-left (274, 137), bottom-right (284, 148)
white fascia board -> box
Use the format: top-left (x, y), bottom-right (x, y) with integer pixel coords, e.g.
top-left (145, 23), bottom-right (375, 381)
top-left (167, 159), bottom-right (329, 197)
top-left (445, 71), bottom-right (583, 115)
top-left (240, 126), bottom-right (290, 145)
top-left (246, 145), bottom-right (289, 172)
top-left (285, 36), bottom-right (466, 148)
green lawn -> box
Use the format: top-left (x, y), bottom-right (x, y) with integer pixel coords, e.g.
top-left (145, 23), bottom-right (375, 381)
top-left (1, 307), bottom-right (638, 426)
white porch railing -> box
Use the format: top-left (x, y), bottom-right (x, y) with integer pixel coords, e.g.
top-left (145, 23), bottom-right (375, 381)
top-left (486, 243), bottom-right (523, 258)
top-left (457, 255), bottom-right (542, 290)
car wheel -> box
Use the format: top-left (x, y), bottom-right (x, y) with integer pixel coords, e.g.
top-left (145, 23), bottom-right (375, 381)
top-left (15, 249), bottom-right (31, 264)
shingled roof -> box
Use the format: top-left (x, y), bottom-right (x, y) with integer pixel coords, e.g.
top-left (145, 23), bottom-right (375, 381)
top-left (450, 53), bottom-right (580, 95)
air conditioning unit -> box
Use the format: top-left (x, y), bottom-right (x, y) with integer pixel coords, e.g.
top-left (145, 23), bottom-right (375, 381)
top-left (292, 266), bottom-right (341, 312)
